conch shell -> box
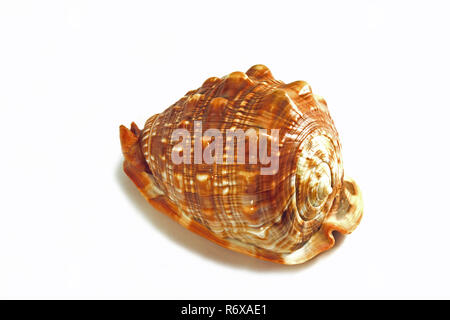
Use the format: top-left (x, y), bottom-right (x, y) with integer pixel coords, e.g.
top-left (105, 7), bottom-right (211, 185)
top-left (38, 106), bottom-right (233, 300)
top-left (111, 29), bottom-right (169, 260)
top-left (120, 65), bottom-right (363, 264)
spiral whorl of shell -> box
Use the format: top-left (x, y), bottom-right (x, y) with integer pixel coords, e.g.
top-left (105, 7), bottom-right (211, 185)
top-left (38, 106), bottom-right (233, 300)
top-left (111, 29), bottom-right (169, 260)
top-left (125, 64), bottom-right (362, 264)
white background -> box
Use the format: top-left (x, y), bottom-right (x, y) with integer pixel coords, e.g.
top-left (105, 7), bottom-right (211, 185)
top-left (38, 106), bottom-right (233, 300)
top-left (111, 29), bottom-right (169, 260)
top-left (0, 0), bottom-right (449, 299)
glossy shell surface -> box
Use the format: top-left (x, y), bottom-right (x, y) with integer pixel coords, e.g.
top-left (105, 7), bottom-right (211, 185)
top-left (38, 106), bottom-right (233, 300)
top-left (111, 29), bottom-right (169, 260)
top-left (120, 65), bottom-right (363, 264)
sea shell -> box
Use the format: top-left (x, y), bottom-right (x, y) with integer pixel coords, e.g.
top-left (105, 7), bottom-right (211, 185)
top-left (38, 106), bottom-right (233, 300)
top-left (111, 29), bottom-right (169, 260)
top-left (120, 64), bottom-right (363, 264)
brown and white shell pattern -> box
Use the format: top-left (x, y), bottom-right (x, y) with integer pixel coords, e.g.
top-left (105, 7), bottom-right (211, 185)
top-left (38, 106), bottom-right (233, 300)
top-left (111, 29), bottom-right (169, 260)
top-left (120, 65), bottom-right (363, 264)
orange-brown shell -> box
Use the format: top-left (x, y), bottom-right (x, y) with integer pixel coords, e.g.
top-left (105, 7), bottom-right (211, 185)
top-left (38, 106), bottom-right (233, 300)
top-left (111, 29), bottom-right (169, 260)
top-left (120, 65), bottom-right (363, 264)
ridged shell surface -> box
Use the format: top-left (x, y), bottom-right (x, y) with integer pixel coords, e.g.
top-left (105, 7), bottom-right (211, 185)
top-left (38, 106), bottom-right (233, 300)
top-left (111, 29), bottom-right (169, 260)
top-left (120, 65), bottom-right (363, 264)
